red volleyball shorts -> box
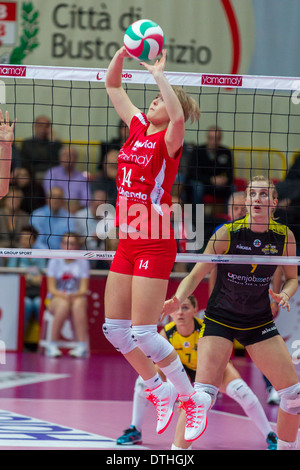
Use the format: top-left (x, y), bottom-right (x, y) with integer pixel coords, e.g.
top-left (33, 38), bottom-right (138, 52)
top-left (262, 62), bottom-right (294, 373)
top-left (110, 235), bottom-right (177, 280)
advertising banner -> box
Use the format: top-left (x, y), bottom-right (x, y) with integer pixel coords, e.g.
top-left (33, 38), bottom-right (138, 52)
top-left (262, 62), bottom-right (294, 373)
top-left (0, 274), bottom-right (24, 352)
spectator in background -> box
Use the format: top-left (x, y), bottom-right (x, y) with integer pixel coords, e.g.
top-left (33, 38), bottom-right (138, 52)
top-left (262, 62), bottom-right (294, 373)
top-left (30, 186), bottom-right (75, 250)
top-left (45, 232), bottom-right (90, 358)
top-left (20, 115), bottom-right (62, 179)
top-left (186, 126), bottom-right (234, 207)
top-left (91, 147), bottom-right (118, 206)
top-left (73, 187), bottom-right (114, 251)
top-left (227, 191), bottom-right (247, 221)
top-left (0, 187), bottom-right (29, 248)
top-left (170, 190), bottom-right (195, 274)
top-left (11, 166), bottom-right (46, 214)
top-left (275, 153), bottom-right (300, 254)
top-left (43, 145), bottom-right (90, 210)
top-left (276, 152), bottom-right (300, 204)
top-left (7, 225), bottom-right (46, 336)
top-left (10, 143), bottom-right (22, 172)
top-left (97, 119), bottom-right (129, 176)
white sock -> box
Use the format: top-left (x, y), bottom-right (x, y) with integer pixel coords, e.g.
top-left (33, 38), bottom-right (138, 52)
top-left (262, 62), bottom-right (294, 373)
top-left (226, 379), bottom-right (272, 438)
top-left (160, 356), bottom-right (194, 396)
top-left (171, 443), bottom-right (192, 450)
top-left (143, 372), bottom-right (162, 391)
top-left (131, 376), bottom-right (149, 432)
top-left (277, 438), bottom-right (298, 450)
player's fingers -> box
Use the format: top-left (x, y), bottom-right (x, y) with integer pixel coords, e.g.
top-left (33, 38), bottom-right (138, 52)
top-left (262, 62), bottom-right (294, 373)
top-left (5, 110), bottom-right (9, 125)
top-left (269, 289), bottom-right (279, 302)
top-left (11, 118), bottom-right (17, 131)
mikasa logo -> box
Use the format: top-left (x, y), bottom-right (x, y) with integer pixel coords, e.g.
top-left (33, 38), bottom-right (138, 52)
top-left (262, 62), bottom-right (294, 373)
top-left (236, 244), bottom-right (251, 251)
top-left (132, 139), bottom-right (157, 151)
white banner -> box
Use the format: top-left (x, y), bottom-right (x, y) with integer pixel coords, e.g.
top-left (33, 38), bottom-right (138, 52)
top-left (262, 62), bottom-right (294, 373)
top-left (0, 274), bottom-right (22, 351)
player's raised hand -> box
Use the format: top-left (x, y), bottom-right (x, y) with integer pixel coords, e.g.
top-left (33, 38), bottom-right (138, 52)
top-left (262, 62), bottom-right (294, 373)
top-left (0, 110), bottom-right (16, 144)
top-left (118, 45), bottom-right (132, 60)
top-left (160, 295), bottom-right (180, 322)
top-left (140, 49), bottom-right (167, 76)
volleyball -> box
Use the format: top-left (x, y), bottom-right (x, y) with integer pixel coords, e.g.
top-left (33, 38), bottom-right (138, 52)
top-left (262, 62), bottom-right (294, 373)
top-left (123, 19), bottom-right (165, 61)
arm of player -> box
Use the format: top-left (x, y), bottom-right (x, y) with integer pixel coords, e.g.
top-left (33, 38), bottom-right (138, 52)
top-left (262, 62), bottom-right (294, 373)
top-left (270, 266), bottom-right (283, 318)
top-left (161, 225), bottom-right (229, 320)
top-left (141, 50), bottom-right (185, 158)
top-left (105, 46), bottom-right (140, 128)
top-left (269, 229), bottom-right (298, 311)
top-left (0, 110), bottom-right (16, 199)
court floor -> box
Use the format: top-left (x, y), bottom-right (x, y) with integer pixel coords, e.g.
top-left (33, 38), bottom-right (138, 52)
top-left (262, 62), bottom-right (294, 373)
top-left (0, 351), bottom-right (299, 451)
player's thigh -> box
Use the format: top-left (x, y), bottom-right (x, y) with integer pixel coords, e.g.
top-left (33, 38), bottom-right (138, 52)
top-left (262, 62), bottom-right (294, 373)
top-left (196, 335), bottom-right (234, 387)
top-left (104, 270), bottom-right (133, 320)
top-left (131, 275), bottom-right (169, 325)
top-left (246, 335), bottom-right (299, 390)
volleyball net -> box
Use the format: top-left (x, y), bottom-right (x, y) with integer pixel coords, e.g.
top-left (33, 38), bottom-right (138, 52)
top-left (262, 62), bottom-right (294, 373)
top-left (0, 64), bottom-right (300, 265)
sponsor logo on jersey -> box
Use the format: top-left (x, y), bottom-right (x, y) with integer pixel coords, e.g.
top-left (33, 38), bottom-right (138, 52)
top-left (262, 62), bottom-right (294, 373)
top-left (118, 149), bottom-right (153, 167)
top-left (228, 272), bottom-right (272, 285)
top-left (132, 139), bottom-right (157, 151)
top-left (236, 244), bottom-right (251, 251)
top-left (262, 244), bottom-right (278, 254)
top-left (118, 186), bottom-right (147, 201)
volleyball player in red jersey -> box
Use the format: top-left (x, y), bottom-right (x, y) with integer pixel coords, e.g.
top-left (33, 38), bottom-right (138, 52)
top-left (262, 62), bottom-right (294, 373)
top-left (102, 46), bottom-right (200, 434)
top-left (0, 110), bottom-right (15, 199)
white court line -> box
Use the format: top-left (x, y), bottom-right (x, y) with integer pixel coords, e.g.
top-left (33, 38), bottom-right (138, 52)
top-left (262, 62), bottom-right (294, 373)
top-left (0, 372), bottom-right (69, 390)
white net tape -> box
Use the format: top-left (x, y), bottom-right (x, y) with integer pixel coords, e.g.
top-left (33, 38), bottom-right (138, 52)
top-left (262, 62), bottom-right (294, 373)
top-left (1, 64), bottom-right (300, 265)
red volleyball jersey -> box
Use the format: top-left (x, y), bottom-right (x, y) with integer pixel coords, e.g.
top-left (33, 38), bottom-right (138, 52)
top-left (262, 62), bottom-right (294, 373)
top-left (115, 112), bottom-right (182, 238)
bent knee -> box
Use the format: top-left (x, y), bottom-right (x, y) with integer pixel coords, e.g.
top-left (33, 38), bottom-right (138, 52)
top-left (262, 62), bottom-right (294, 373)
top-left (278, 383), bottom-right (300, 415)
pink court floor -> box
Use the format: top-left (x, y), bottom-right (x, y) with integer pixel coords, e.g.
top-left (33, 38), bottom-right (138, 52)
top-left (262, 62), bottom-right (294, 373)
top-left (0, 351), bottom-right (299, 451)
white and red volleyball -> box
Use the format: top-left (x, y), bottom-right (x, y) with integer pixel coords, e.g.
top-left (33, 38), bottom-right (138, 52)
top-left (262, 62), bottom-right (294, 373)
top-left (124, 19), bottom-right (165, 61)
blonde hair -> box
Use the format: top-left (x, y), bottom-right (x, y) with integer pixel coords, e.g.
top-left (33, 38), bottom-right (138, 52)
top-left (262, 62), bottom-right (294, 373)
top-left (172, 86), bottom-right (201, 124)
top-left (247, 175), bottom-right (278, 216)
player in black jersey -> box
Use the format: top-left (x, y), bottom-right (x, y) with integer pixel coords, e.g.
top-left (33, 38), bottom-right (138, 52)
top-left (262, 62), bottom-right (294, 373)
top-left (117, 295), bottom-right (277, 450)
top-left (163, 176), bottom-right (300, 450)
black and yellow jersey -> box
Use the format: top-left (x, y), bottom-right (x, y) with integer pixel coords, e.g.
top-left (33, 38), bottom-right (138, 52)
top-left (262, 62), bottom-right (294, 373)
top-left (205, 214), bottom-right (288, 329)
top-left (164, 317), bottom-right (203, 371)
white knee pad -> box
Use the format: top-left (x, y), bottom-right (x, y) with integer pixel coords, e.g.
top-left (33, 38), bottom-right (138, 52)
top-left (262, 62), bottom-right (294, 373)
top-left (131, 324), bottom-right (174, 363)
top-left (226, 379), bottom-right (258, 410)
top-left (102, 318), bottom-right (136, 355)
top-left (278, 383), bottom-right (300, 415)
top-left (194, 382), bottom-right (219, 407)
